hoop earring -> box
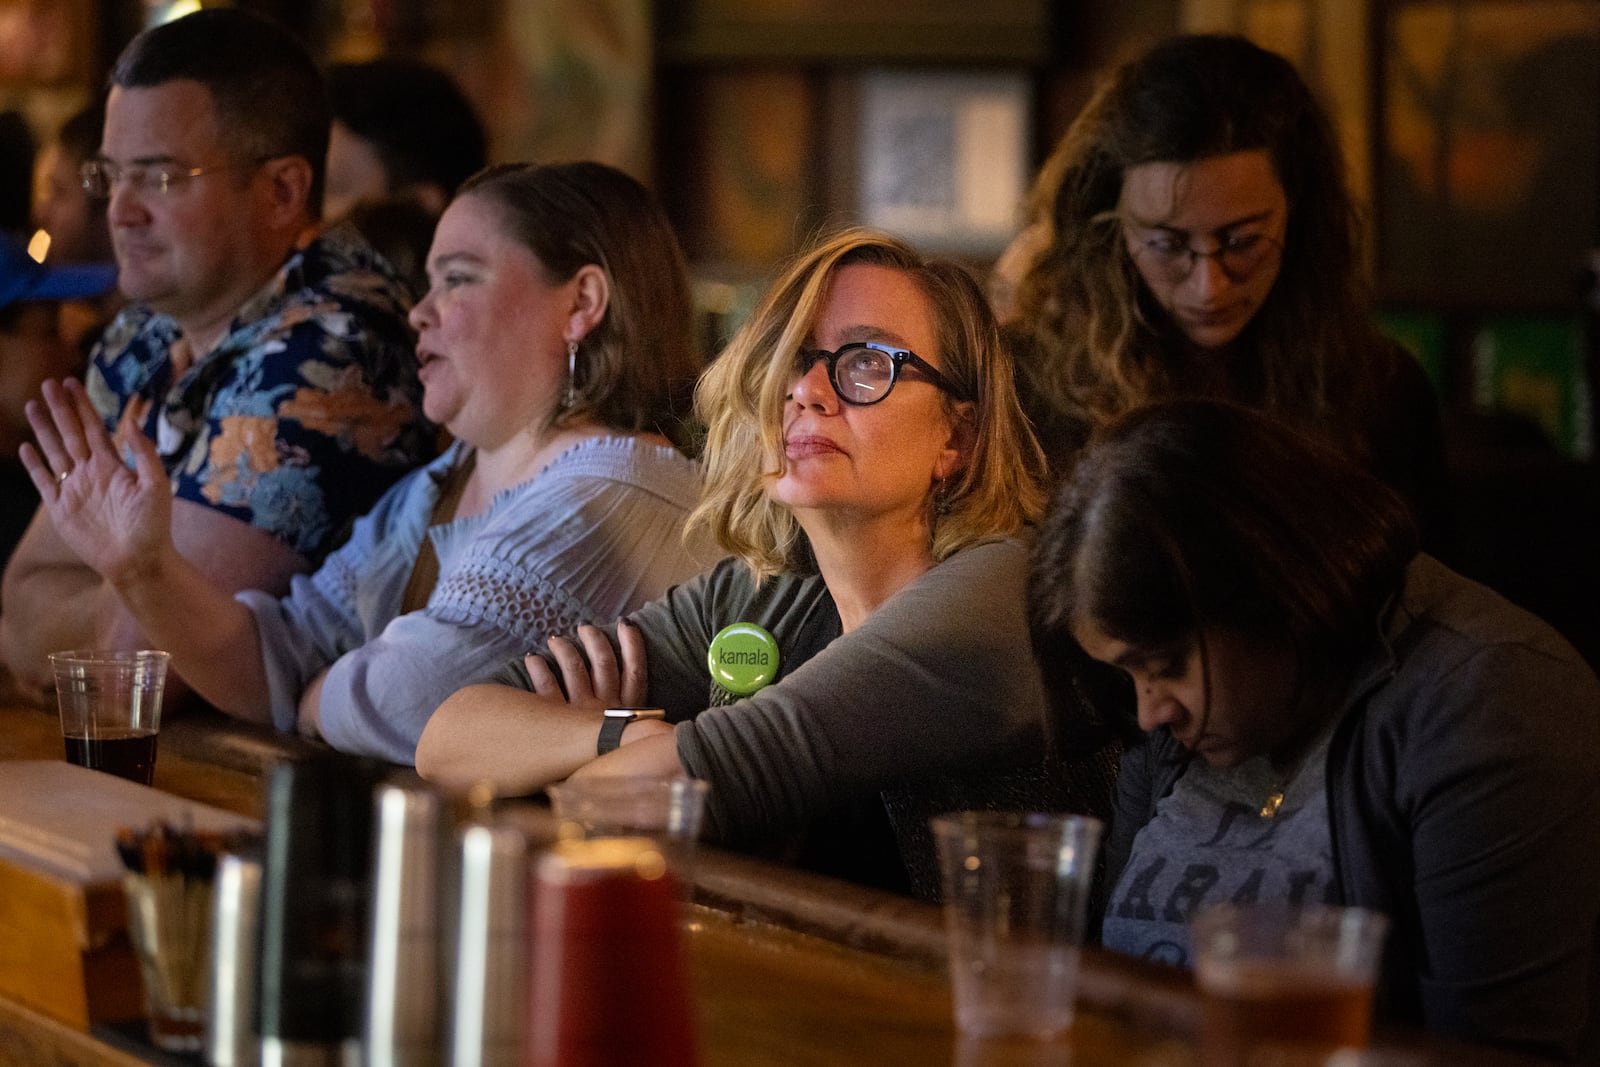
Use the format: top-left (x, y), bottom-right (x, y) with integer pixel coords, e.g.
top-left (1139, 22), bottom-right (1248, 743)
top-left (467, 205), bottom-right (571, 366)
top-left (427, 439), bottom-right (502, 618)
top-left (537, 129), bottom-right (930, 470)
top-left (563, 339), bottom-right (578, 410)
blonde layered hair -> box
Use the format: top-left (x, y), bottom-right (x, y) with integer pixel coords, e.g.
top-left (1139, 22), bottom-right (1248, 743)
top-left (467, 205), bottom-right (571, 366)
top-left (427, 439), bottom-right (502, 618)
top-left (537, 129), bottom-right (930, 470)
top-left (689, 228), bottom-right (1047, 581)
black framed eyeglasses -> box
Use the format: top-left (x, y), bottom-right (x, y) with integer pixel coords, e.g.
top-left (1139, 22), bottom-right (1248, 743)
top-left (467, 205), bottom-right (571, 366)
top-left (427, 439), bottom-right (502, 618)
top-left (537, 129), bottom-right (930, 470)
top-left (794, 341), bottom-right (966, 406)
top-left (1124, 228), bottom-right (1282, 284)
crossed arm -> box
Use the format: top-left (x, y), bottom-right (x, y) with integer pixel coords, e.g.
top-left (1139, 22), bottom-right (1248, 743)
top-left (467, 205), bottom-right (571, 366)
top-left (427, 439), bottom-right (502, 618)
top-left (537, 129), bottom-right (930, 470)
top-left (2, 378), bottom-right (306, 717)
top-left (415, 621), bottom-right (682, 795)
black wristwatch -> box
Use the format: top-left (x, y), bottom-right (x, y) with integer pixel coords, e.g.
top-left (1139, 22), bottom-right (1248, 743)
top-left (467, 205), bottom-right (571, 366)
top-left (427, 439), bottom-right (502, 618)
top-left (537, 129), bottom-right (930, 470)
top-left (597, 707), bottom-right (666, 755)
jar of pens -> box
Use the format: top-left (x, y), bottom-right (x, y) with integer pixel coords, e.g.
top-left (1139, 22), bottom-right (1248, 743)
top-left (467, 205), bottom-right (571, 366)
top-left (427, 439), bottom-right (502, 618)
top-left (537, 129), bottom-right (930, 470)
top-left (116, 821), bottom-right (256, 1053)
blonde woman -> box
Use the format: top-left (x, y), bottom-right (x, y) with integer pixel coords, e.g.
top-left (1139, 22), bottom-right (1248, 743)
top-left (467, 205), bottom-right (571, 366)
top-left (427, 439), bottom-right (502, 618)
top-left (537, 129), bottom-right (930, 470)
top-left (419, 228), bottom-right (1050, 882)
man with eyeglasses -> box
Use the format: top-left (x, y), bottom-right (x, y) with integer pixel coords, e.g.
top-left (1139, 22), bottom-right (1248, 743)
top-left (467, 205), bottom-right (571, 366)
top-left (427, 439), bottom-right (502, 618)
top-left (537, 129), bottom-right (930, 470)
top-left (0, 9), bottom-right (433, 702)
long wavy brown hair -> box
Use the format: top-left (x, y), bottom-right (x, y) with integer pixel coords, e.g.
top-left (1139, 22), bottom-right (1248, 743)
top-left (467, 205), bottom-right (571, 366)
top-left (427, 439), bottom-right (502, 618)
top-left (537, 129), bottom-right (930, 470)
top-left (1009, 34), bottom-right (1383, 462)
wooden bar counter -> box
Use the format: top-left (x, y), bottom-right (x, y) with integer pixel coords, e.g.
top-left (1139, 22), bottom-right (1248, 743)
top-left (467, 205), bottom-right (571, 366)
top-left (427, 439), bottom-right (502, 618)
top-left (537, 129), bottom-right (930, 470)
top-left (0, 700), bottom-right (1550, 1067)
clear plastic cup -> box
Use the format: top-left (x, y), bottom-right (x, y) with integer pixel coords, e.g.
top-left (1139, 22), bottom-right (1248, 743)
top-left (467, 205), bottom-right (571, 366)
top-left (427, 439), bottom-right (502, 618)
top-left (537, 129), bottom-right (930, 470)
top-left (932, 812), bottom-right (1104, 1039)
top-left (50, 649), bottom-right (169, 785)
top-left (546, 776), bottom-right (708, 884)
top-left (1190, 903), bottom-right (1390, 1064)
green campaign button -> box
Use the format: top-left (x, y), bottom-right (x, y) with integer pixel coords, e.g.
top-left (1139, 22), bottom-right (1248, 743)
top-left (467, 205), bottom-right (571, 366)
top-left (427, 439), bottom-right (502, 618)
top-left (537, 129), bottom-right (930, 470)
top-left (707, 622), bottom-right (779, 697)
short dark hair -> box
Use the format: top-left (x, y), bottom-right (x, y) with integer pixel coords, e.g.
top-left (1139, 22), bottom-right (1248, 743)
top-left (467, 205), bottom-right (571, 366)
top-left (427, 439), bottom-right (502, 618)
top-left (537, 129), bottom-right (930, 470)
top-left (56, 102), bottom-right (108, 243)
top-left (344, 196), bottom-right (435, 301)
top-left (57, 101), bottom-right (105, 166)
top-left (110, 8), bottom-right (329, 215)
top-left (328, 59), bottom-right (487, 200)
top-left (1030, 399), bottom-right (1418, 685)
top-left (454, 162), bottom-right (701, 443)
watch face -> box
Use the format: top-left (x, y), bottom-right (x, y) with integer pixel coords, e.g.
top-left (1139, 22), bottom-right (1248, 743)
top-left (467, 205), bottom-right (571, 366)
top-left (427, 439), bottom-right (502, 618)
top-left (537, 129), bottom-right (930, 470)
top-left (605, 708), bottom-right (665, 720)
top-left (597, 709), bottom-right (665, 757)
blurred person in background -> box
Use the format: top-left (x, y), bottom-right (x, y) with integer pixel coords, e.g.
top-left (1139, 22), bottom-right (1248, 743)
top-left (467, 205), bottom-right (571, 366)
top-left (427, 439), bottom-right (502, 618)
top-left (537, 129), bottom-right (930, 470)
top-left (0, 111), bottom-right (33, 239)
top-left (325, 58), bottom-right (489, 299)
top-left (33, 102), bottom-right (113, 267)
top-left (0, 106), bottom-right (100, 585)
top-left (0, 237), bottom-right (117, 582)
top-left (31, 102), bottom-right (120, 357)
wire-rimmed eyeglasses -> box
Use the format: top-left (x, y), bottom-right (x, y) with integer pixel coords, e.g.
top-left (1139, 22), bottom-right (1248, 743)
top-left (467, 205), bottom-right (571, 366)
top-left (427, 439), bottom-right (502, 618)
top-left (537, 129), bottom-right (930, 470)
top-left (80, 159), bottom-right (237, 199)
top-left (794, 341), bottom-right (967, 406)
top-left (1125, 229), bottom-right (1282, 284)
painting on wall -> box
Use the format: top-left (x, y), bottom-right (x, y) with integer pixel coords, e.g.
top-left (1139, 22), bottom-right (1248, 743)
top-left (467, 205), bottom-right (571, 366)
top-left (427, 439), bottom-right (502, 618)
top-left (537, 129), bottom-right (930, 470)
top-left (856, 70), bottom-right (1031, 256)
top-left (1377, 1), bottom-right (1600, 308)
top-left (673, 68), bottom-right (820, 270)
top-left (493, 0), bottom-right (652, 177)
top-left (367, 0), bottom-right (653, 180)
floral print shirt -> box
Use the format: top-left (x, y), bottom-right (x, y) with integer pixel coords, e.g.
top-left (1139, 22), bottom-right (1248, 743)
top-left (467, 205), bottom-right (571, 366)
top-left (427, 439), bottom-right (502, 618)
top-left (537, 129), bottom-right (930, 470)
top-left (86, 224), bottom-right (434, 562)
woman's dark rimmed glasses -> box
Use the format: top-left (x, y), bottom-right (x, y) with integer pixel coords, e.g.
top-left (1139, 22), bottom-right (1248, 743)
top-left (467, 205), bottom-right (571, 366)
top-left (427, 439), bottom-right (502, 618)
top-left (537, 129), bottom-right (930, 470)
top-left (1124, 228), bottom-right (1282, 284)
top-left (794, 342), bottom-right (967, 406)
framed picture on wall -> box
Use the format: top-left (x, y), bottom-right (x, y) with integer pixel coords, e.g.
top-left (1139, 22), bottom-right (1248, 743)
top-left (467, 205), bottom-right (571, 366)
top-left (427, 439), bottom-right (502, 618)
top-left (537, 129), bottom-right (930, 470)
top-left (856, 70), bottom-right (1032, 255)
top-left (1377, 0), bottom-right (1600, 309)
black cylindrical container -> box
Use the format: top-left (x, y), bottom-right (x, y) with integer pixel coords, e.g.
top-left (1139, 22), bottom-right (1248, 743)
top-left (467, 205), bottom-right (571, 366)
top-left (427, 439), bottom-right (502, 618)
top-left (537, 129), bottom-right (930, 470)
top-left (256, 752), bottom-right (384, 1067)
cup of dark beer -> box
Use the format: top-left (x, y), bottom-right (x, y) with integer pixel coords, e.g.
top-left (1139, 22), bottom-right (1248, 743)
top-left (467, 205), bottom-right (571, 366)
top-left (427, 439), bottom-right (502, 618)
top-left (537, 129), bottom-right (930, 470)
top-left (1191, 903), bottom-right (1389, 1066)
top-left (49, 649), bottom-right (170, 785)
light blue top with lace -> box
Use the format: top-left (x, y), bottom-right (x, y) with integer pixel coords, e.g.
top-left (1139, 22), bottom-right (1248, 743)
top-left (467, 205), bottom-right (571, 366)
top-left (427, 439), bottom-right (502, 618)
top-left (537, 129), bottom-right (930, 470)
top-left (238, 435), bottom-right (714, 763)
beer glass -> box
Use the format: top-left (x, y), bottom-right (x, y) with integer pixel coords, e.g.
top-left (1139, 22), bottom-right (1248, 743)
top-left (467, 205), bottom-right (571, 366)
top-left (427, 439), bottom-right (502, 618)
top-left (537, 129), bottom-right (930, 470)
top-left (50, 649), bottom-right (169, 784)
top-left (1191, 903), bottom-right (1389, 1065)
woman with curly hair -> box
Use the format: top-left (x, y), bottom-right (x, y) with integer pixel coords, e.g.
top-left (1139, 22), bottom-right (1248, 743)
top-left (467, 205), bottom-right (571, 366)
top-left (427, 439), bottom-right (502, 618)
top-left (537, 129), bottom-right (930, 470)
top-left (1005, 34), bottom-right (1449, 546)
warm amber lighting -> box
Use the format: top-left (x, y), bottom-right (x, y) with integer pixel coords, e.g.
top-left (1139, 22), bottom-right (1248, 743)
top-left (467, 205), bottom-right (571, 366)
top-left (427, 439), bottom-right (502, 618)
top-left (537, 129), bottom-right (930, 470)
top-left (26, 229), bottom-right (49, 263)
top-left (156, 1), bottom-right (203, 24)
